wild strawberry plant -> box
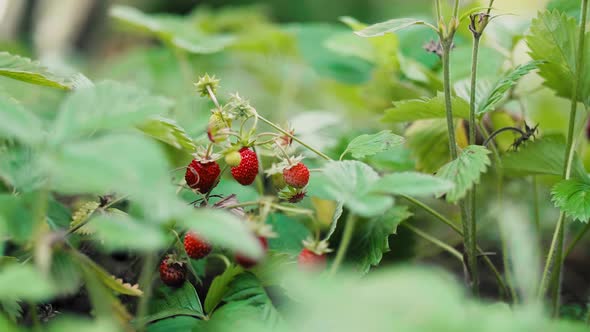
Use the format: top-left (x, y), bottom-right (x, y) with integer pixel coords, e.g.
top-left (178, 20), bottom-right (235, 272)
top-left (1, 0), bottom-right (590, 331)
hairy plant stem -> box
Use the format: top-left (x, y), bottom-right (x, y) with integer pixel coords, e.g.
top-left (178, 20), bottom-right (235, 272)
top-left (136, 253), bottom-right (157, 332)
top-left (539, 0), bottom-right (589, 313)
top-left (403, 223), bottom-right (463, 262)
top-left (532, 176), bottom-right (541, 231)
top-left (441, 25), bottom-right (478, 293)
top-left (330, 213), bottom-right (356, 275)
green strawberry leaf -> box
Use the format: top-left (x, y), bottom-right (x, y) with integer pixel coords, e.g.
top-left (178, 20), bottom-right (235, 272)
top-left (142, 282), bottom-right (205, 325)
top-left (267, 213), bottom-right (310, 254)
top-left (0, 96), bottom-right (44, 145)
top-left (436, 145), bottom-right (491, 203)
top-left (354, 18), bottom-right (427, 37)
top-left (178, 208), bottom-right (264, 260)
top-left (0, 264), bottom-right (56, 301)
top-left (405, 119), bottom-right (450, 173)
top-left (73, 252), bottom-right (142, 296)
top-left (347, 206), bottom-right (412, 274)
top-left (220, 272), bottom-right (282, 326)
top-left (340, 130), bottom-right (405, 160)
top-left (502, 135), bottom-right (588, 180)
top-left (43, 134), bottom-right (171, 204)
top-left (477, 60), bottom-right (545, 115)
top-left (90, 213), bottom-right (168, 252)
top-left (526, 10), bottom-right (590, 106)
top-left (204, 265), bottom-right (244, 314)
top-left (308, 160), bottom-right (393, 217)
top-left (53, 81), bottom-right (173, 143)
top-left (551, 179), bottom-right (590, 222)
top-left (0, 52), bottom-right (91, 90)
top-left (137, 116), bottom-right (196, 154)
top-left (370, 172), bottom-right (454, 197)
top-left (382, 94), bottom-right (469, 123)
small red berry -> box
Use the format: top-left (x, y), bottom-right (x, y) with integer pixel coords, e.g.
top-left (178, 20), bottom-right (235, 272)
top-left (298, 248), bottom-right (327, 271)
top-left (184, 231), bottom-right (212, 260)
top-left (185, 159), bottom-right (221, 194)
top-left (159, 256), bottom-right (186, 287)
top-left (235, 236), bottom-right (268, 268)
top-left (283, 163), bottom-right (310, 188)
top-left (230, 148), bottom-right (259, 185)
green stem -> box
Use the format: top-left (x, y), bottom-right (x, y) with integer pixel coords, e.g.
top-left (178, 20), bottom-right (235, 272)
top-left (330, 213), bottom-right (356, 275)
top-left (453, 0), bottom-right (460, 19)
top-left (403, 223), bottom-right (463, 262)
top-left (540, 0), bottom-right (589, 310)
top-left (136, 253), bottom-right (157, 332)
top-left (257, 114), bottom-right (331, 161)
top-left (441, 43), bottom-right (458, 160)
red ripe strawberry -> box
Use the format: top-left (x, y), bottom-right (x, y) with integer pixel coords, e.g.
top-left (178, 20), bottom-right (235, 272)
top-left (235, 236), bottom-right (268, 268)
top-left (159, 256), bottom-right (186, 287)
top-left (230, 148), bottom-right (258, 185)
top-left (298, 248), bottom-right (327, 271)
top-left (184, 231), bottom-right (212, 260)
top-left (283, 162), bottom-right (310, 188)
top-left (185, 159), bottom-right (221, 194)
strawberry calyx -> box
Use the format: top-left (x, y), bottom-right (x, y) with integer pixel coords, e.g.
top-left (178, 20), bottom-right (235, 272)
top-left (301, 238), bottom-right (332, 256)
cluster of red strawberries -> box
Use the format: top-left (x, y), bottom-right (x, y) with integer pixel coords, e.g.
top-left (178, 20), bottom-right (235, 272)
top-left (160, 75), bottom-right (327, 287)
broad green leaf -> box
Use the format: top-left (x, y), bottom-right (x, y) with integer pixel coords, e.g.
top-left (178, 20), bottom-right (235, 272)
top-left (308, 160), bottom-right (393, 217)
top-left (137, 116), bottom-right (196, 153)
top-left (53, 81), bottom-right (173, 143)
top-left (526, 10), bottom-right (590, 106)
top-left (0, 52), bottom-right (91, 90)
top-left (110, 5), bottom-right (234, 54)
top-left (267, 213), bottom-right (310, 253)
top-left (0, 96), bottom-right (43, 145)
top-left (502, 135), bottom-right (588, 180)
top-left (0, 297), bottom-right (21, 323)
top-left (0, 264), bottom-right (56, 301)
top-left (0, 147), bottom-right (44, 192)
top-left (382, 94), bottom-right (469, 122)
top-left (44, 134), bottom-right (171, 202)
top-left (340, 130), bottom-right (405, 160)
top-left (178, 208), bottom-right (263, 260)
top-left (205, 265), bottom-right (244, 314)
top-left (436, 145), bottom-right (491, 203)
top-left (347, 206), bottom-right (412, 274)
top-left (0, 194), bottom-right (34, 243)
top-left (370, 172), bottom-right (454, 197)
top-left (221, 273), bottom-right (281, 326)
top-left (147, 316), bottom-right (201, 332)
top-left (90, 213), bottom-right (168, 252)
top-left (405, 119), bottom-right (450, 173)
top-left (144, 282), bottom-right (205, 324)
top-left (477, 61), bottom-right (544, 115)
top-left (551, 179), bottom-right (590, 222)
top-left (354, 18), bottom-right (426, 37)
top-left (74, 252), bottom-right (142, 296)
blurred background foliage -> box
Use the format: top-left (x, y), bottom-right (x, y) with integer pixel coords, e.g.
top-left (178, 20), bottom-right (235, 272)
top-left (4, 0), bottom-right (590, 331)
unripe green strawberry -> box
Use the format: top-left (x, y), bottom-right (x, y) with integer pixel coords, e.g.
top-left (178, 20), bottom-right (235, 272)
top-left (224, 150), bottom-right (242, 167)
top-left (207, 111), bottom-right (231, 143)
top-left (231, 147), bottom-right (259, 185)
